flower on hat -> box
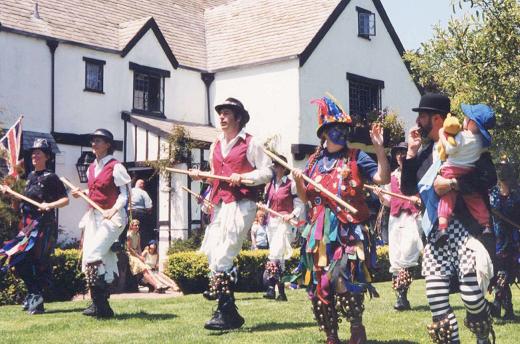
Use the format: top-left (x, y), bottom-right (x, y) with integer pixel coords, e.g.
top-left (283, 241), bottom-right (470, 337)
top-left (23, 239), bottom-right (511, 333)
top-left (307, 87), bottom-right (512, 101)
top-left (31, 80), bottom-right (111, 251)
top-left (312, 96), bottom-right (352, 137)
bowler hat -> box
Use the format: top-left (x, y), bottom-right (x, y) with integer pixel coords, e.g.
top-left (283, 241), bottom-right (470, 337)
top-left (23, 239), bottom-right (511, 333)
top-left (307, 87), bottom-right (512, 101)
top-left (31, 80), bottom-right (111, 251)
top-left (412, 93), bottom-right (451, 114)
top-left (29, 138), bottom-right (52, 155)
top-left (90, 128), bottom-right (114, 143)
top-left (215, 98), bottom-right (250, 125)
top-left (461, 103), bottom-right (495, 147)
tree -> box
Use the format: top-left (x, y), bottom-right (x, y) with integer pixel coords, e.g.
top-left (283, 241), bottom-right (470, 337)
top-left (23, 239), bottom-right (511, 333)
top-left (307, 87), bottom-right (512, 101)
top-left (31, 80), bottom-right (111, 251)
top-left (404, 0), bottom-right (520, 162)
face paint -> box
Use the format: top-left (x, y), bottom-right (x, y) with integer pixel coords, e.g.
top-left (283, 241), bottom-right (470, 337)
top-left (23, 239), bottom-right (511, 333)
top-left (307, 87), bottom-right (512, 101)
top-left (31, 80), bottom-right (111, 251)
top-left (325, 125), bottom-right (348, 146)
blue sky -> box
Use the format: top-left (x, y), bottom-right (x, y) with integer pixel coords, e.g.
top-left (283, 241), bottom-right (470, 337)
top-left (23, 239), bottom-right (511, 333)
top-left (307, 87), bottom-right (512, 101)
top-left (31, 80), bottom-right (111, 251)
top-left (380, 0), bottom-right (467, 50)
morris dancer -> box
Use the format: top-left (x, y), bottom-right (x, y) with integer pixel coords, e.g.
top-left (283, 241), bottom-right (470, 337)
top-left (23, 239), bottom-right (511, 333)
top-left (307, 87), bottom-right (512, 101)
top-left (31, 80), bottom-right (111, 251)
top-left (0, 138), bottom-right (69, 314)
top-left (292, 96), bottom-right (390, 344)
top-left (72, 129), bottom-right (131, 319)
top-left (489, 158), bottom-right (520, 321)
top-left (401, 93), bottom-right (496, 343)
top-left (261, 154), bottom-right (303, 301)
top-left (191, 98), bottom-right (271, 330)
top-left (373, 142), bottom-right (422, 311)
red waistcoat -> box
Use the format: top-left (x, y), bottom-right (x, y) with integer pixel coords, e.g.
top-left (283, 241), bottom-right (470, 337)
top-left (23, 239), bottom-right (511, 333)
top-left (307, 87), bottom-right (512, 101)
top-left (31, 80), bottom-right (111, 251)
top-left (266, 178), bottom-right (294, 215)
top-left (389, 174), bottom-right (419, 216)
top-left (210, 134), bottom-right (261, 204)
top-left (88, 158), bottom-right (119, 210)
top-left (306, 149), bottom-right (369, 224)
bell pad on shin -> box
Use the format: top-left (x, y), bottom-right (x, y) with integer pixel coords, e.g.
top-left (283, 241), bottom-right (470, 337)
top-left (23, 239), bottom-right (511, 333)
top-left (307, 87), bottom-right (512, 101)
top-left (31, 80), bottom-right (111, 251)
top-left (265, 261), bottom-right (281, 280)
top-left (335, 292), bottom-right (365, 323)
top-left (464, 312), bottom-right (495, 344)
top-left (427, 315), bottom-right (453, 344)
top-left (206, 272), bottom-right (234, 300)
top-left (311, 297), bottom-right (339, 337)
top-left (392, 269), bottom-right (413, 291)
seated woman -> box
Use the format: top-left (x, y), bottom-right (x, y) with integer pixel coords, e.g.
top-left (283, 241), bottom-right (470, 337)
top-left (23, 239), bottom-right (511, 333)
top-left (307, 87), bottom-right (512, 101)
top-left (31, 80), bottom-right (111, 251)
top-left (142, 240), bottom-right (180, 292)
top-left (126, 219), bottom-right (167, 293)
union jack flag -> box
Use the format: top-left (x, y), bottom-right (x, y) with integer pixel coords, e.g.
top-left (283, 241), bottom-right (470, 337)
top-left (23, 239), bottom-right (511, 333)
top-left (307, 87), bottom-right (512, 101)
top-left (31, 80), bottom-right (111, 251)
top-left (0, 116), bottom-right (23, 177)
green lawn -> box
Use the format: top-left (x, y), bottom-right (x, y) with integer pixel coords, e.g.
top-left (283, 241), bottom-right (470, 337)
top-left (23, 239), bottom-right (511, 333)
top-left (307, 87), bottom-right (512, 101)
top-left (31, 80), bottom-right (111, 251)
top-left (0, 280), bottom-right (518, 343)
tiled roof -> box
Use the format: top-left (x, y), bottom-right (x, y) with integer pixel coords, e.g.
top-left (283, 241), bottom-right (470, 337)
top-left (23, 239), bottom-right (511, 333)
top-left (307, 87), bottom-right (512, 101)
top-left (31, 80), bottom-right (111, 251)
top-left (205, 0), bottom-right (338, 70)
top-left (0, 0), bottom-right (343, 70)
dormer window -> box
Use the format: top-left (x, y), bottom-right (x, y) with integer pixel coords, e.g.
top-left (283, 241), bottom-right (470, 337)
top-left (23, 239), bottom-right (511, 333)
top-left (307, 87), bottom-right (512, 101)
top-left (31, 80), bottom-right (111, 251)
top-left (356, 7), bottom-right (376, 39)
top-left (130, 62), bottom-right (170, 117)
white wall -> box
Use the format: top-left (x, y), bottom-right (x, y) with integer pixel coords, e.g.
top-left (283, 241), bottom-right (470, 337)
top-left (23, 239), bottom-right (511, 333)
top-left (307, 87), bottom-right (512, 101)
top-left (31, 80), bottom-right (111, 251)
top-left (212, 59), bottom-right (301, 164)
top-left (0, 32), bottom-right (51, 131)
top-left (300, 0), bottom-right (421, 145)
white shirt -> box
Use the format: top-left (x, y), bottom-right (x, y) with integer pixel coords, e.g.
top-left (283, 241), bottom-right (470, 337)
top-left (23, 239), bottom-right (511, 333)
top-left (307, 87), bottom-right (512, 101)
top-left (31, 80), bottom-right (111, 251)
top-left (441, 130), bottom-right (483, 168)
top-left (92, 155), bottom-right (132, 210)
top-left (131, 187), bottom-right (153, 209)
top-left (208, 128), bottom-right (272, 185)
top-left (267, 175), bottom-right (304, 218)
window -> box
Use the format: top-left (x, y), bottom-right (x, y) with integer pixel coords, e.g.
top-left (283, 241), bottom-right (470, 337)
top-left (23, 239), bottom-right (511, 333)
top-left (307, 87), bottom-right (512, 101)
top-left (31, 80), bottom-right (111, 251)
top-left (83, 57), bottom-right (105, 93)
top-left (130, 62), bottom-right (170, 116)
top-left (356, 7), bottom-right (376, 39)
top-left (347, 73), bottom-right (384, 118)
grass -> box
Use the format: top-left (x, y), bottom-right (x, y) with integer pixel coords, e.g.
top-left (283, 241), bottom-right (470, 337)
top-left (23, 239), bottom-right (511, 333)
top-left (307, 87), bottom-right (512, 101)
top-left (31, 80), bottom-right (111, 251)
top-left (0, 279), bottom-right (519, 343)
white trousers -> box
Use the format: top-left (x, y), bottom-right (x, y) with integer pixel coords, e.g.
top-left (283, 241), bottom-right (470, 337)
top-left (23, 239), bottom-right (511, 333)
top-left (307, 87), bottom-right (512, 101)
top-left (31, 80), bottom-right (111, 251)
top-left (200, 199), bottom-right (256, 272)
top-left (80, 208), bottom-right (127, 283)
top-left (388, 211), bottom-right (423, 273)
top-left (266, 217), bottom-right (294, 264)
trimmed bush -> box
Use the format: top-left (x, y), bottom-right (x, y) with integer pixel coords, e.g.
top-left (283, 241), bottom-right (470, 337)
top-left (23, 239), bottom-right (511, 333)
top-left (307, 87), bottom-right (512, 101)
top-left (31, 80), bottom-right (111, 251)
top-left (0, 249), bottom-right (86, 306)
top-left (166, 246), bottom-right (399, 294)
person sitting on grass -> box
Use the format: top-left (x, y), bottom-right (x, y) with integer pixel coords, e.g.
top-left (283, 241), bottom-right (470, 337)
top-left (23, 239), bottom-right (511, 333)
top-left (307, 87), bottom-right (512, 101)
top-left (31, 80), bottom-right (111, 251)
top-left (142, 240), bottom-right (180, 292)
top-left (126, 219), bottom-right (168, 293)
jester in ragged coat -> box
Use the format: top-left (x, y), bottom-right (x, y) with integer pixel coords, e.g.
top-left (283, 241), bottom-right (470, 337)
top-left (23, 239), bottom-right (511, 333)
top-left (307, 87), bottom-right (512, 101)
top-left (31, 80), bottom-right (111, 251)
top-left (292, 96), bottom-right (390, 344)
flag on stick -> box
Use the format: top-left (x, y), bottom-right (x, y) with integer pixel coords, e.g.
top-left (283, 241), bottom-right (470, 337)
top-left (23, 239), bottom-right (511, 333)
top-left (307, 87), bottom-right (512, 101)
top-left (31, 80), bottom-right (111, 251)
top-left (0, 116), bottom-right (23, 177)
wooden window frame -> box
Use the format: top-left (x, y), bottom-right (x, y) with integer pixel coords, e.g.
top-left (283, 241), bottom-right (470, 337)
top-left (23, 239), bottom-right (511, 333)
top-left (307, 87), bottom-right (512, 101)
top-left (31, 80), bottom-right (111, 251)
top-left (83, 57), bottom-right (105, 93)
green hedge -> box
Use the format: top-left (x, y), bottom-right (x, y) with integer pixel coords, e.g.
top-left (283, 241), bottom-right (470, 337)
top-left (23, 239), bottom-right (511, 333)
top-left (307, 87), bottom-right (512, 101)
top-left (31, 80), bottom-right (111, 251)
top-left (0, 249), bottom-right (86, 306)
top-left (166, 245), bottom-right (416, 294)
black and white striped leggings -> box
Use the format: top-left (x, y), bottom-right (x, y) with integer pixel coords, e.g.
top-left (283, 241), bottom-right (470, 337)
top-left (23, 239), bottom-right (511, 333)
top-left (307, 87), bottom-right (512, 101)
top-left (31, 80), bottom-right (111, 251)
top-left (426, 273), bottom-right (488, 343)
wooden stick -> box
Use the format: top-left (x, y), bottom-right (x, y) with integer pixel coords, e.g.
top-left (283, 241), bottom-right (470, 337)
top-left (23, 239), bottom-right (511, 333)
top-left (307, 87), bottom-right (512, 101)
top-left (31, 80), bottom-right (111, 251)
top-left (0, 185), bottom-right (44, 209)
top-left (262, 148), bottom-right (358, 214)
top-left (257, 202), bottom-right (300, 227)
top-left (165, 167), bottom-right (255, 186)
top-left (492, 209), bottom-right (520, 229)
top-left (60, 177), bottom-right (121, 227)
top-left (364, 184), bottom-right (421, 205)
top-left (181, 186), bottom-right (214, 209)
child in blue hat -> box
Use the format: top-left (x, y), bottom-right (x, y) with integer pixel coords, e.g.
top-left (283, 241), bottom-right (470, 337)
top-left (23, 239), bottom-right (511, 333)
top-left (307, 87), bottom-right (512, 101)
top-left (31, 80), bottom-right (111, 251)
top-left (435, 104), bottom-right (496, 243)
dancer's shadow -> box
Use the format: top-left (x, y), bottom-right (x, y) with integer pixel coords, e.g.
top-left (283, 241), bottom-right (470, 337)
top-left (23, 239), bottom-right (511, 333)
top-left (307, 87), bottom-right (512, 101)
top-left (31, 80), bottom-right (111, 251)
top-left (207, 321), bottom-right (316, 336)
top-left (368, 341), bottom-right (419, 344)
top-left (44, 307), bottom-right (88, 314)
top-left (249, 321), bottom-right (316, 332)
top-left (412, 304), bottom-right (464, 312)
top-left (113, 311), bottom-right (176, 321)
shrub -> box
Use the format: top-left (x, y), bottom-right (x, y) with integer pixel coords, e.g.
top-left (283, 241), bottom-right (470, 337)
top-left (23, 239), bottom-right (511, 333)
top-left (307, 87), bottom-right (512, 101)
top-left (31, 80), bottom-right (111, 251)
top-left (166, 247), bottom-right (396, 294)
top-left (0, 249), bottom-right (86, 306)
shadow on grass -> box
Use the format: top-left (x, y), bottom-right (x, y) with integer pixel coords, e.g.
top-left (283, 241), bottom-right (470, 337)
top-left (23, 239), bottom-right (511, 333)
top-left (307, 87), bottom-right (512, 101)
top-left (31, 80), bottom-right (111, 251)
top-left (113, 311), bottom-right (177, 321)
top-left (207, 321), bottom-right (316, 336)
top-left (45, 307), bottom-right (87, 314)
top-left (411, 304), bottom-right (464, 312)
top-left (368, 341), bottom-right (418, 344)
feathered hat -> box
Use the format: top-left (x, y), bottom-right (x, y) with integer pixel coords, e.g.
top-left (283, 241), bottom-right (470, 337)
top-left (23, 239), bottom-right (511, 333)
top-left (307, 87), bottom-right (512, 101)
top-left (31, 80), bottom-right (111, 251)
top-left (313, 95), bottom-right (352, 138)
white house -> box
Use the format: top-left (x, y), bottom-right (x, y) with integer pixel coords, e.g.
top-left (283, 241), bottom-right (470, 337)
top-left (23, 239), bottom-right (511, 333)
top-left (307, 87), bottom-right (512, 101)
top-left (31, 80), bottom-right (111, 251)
top-left (0, 0), bottom-right (421, 266)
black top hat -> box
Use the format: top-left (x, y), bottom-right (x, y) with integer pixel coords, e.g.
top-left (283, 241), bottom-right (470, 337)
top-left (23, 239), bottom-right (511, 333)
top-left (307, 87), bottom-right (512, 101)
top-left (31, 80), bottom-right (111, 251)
top-left (29, 138), bottom-right (52, 155)
top-left (214, 97), bottom-right (250, 125)
top-left (90, 128), bottom-right (114, 143)
top-left (412, 93), bottom-right (451, 114)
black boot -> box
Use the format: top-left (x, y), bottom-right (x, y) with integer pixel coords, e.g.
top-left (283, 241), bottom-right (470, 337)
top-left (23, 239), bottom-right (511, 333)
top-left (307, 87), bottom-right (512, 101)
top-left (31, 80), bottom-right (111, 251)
top-left (95, 286), bottom-right (114, 319)
top-left (82, 288), bottom-right (98, 317)
top-left (394, 288), bottom-right (411, 311)
top-left (204, 294), bottom-right (245, 330)
top-left (490, 296), bottom-right (501, 318)
top-left (276, 282), bottom-right (287, 301)
top-left (263, 261), bottom-right (280, 300)
top-left (502, 285), bottom-right (515, 321)
top-left (83, 263), bottom-right (113, 319)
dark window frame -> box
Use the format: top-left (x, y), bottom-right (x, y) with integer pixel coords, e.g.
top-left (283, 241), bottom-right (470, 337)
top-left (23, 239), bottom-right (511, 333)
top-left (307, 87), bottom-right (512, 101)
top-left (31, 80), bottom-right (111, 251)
top-left (129, 62), bottom-right (169, 118)
top-left (83, 57), bottom-right (105, 93)
top-left (356, 6), bottom-right (376, 40)
top-left (347, 72), bottom-right (384, 119)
